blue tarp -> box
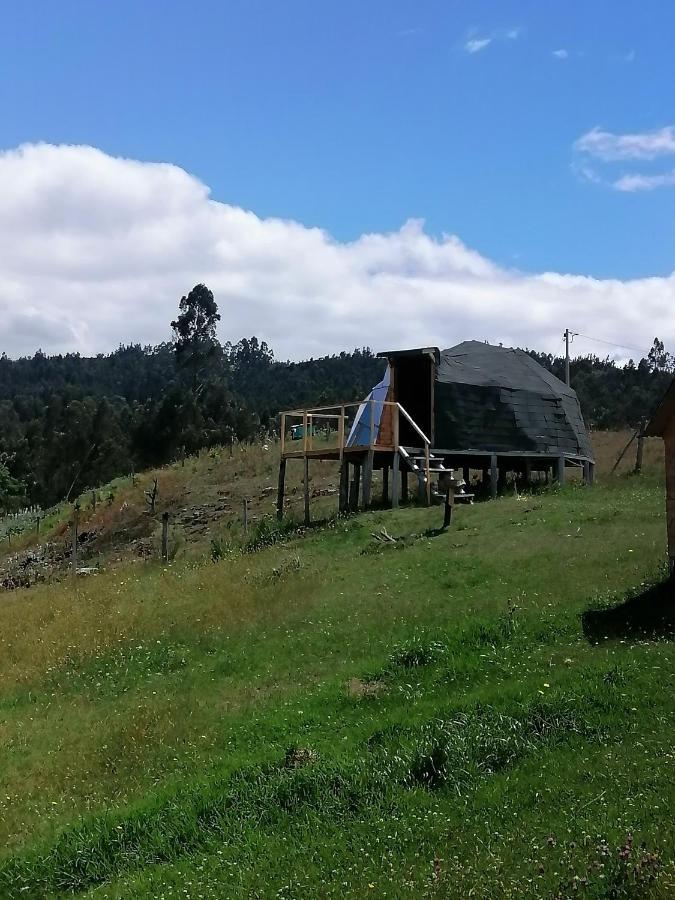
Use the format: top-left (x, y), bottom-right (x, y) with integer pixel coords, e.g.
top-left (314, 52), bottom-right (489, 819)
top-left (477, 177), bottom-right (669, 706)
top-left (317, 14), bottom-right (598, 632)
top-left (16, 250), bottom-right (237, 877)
top-left (346, 366), bottom-right (390, 447)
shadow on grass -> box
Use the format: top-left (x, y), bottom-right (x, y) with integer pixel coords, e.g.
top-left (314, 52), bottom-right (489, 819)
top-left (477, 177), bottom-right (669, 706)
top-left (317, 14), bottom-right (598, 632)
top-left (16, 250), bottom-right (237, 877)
top-left (582, 576), bottom-right (675, 643)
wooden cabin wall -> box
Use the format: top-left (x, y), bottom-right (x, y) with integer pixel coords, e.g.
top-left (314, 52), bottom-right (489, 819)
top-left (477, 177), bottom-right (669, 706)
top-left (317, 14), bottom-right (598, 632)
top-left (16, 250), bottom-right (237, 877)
top-left (377, 368), bottom-right (395, 447)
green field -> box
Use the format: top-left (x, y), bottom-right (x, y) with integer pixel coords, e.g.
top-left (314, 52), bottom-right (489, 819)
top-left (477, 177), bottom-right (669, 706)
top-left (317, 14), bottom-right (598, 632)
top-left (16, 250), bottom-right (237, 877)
top-left (0, 459), bottom-right (673, 897)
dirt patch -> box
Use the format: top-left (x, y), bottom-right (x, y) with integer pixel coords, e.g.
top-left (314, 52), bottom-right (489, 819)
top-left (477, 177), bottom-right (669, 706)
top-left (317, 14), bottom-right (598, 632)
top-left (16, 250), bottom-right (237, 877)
top-left (347, 677), bottom-right (387, 699)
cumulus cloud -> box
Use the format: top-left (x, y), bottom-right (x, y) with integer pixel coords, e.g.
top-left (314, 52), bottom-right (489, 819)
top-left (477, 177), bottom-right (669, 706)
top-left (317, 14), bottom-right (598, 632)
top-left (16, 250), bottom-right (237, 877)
top-left (0, 142), bottom-right (674, 361)
top-left (552, 49), bottom-right (568, 59)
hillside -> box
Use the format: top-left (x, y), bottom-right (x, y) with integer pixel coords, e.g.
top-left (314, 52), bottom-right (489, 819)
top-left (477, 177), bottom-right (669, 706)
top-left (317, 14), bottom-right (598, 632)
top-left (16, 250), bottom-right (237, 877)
top-left (0, 433), bottom-right (673, 898)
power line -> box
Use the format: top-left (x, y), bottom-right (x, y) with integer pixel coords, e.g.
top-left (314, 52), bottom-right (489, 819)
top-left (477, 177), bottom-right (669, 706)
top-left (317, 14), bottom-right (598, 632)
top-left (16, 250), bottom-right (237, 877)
top-left (566, 332), bottom-right (651, 358)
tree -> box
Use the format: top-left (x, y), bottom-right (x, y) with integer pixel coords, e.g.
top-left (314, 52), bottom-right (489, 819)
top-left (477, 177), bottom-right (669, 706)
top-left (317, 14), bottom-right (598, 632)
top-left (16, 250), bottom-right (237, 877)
top-left (0, 455), bottom-right (26, 513)
top-left (171, 284), bottom-right (222, 391)
top-left (647, 337), bottom-right (674, 373)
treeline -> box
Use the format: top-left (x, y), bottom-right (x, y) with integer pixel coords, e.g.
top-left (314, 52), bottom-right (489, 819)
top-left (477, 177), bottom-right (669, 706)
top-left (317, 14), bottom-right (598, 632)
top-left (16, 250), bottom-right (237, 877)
top-left (529, 338), bottom-right (673, 430)
top-left (0, 285), bottom-right (384, 508)
top-left (0, 283), bottom-right (671, 510)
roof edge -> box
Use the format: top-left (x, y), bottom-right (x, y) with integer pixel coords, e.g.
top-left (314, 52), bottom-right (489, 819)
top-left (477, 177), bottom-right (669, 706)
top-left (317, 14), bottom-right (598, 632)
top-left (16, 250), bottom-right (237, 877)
top-left (377, 347), bottom-right (440, 363)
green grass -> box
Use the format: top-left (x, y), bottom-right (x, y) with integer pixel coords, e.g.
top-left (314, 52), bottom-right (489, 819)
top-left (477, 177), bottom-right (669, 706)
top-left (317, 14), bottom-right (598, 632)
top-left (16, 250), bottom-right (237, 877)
top-left (0, 469), bottom-right (673, 898)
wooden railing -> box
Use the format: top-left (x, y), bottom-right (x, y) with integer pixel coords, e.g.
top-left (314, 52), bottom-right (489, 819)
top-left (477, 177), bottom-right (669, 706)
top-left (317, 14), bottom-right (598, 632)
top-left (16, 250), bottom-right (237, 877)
top-left (279, 400), bottom-right (431, 502)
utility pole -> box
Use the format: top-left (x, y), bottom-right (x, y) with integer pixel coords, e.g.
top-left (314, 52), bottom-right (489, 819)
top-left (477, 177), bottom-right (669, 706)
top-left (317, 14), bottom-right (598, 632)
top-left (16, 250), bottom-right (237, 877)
top-left (564, 329), bottom-right (571, 386)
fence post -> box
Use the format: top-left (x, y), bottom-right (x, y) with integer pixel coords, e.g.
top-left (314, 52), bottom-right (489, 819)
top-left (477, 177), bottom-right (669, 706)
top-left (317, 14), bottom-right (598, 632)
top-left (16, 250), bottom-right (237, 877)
top-left (635, 419), bottom-right (646, 474)
top-left (71, 503), bottom-right (80, 576)
top-left (161, 512), bottom-right (169, 561)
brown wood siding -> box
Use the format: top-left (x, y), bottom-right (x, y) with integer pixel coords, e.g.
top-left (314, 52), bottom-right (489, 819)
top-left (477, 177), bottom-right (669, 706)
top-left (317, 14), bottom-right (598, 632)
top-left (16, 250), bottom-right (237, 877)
top-left (377, 372), bottom-right (395, 447)
top-left (664, 418), bottom-right (675, 561)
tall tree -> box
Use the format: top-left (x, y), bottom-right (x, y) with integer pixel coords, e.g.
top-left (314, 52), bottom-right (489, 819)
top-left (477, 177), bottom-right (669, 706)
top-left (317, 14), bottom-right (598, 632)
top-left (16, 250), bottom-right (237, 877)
top-left (171, 284), bottom-right (222, 391)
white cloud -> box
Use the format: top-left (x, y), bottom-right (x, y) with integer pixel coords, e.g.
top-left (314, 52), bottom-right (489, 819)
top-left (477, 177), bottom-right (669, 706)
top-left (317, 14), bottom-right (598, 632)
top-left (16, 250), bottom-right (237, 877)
top-left (1, 142), bottom-right (674, 361)
top-left (552, 48), bottom-right (568, 59)
top-left (464, 26), bottom-right (520, 54)
top-left (575, 125), bottom-right (675, 162)
top-left (574, 125), bottom-right (675, 192)
top-left (465, 37), bottom-right (491, 53)
top-left (613, 169), bottom-right (675, 192)
top-left (624, 50), bottom-right (636, 63)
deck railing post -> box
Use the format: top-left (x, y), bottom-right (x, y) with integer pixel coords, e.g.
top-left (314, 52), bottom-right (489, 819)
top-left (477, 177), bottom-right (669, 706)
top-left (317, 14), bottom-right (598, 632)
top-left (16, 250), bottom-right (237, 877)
top-left (339, 405), bottom-right (345, 459)
top-left (393, 404), bottom-right (399, 451)
top-left (302, 411), bottom-right (308, 454)
top-left (369, 398), bottom-right (375, 449)
top-left (280, 413), bottom-right (286, 456)
top-left (424, 442), bottom-right (431, 506)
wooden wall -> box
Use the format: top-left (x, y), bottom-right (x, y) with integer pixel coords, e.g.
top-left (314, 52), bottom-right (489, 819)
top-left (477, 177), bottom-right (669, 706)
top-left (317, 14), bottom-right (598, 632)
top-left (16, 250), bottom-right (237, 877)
top-left (664, 418), bottom-right (675, 565)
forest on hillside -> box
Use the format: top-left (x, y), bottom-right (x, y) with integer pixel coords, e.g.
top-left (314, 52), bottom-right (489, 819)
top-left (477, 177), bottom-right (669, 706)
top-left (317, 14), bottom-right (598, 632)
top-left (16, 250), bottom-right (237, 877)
top-left (0, 284), bottom-right (672, 510)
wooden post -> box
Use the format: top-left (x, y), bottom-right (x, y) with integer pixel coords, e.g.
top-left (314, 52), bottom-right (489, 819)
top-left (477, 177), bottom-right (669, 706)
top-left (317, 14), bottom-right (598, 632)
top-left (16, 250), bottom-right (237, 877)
top-left (243, 497), bottom-right (249, 532)
top-left (339, 460), bottom-right (350, 514)
top-left (280, 413), bottom-right (286, 457)
top-left (161, 512), bottom-right (169, 561)
top-left (349, 462), bottom-right (361, 512)
top-left (276, 458), bottom-right (287, 520)
top-left (635, 420), bottom-right (646, 474)
top-left (424, 443), bottom-right (431, 506)
top-left (91, 490), bottom-right (96, 510)
top-left (36, 516), bottom-right (41, 534)
top-left (362, 450), bottom-right (374, 508)
top-left (490, 454), bottom-right (498, 499)
top-left (582, 460), bottom-right (590, 485)
top-left (401, 467), bottom-right (409, 503)
top-left (303, 456), bottom-right (310, 525)
top-left (498, 465), bottom-right (506, 493)
top-left (443, 485), bottom-right (455, 529)
top-left (338, 406), bottom-right (345, 459)
top-left (392, 452), bottom-right (400, 509)
top-left (587, 462), bottom-right (595, 486)
top-left (557, 455), bottom-right (566, 485)
top-left (302, 412), bottom-right (308, 454)
top-left (462, 465), bottom-right (470, 487)
top-left (71, 503), bottom-right (80, 576)
top-left (382, 466), bottom-right (389, 503)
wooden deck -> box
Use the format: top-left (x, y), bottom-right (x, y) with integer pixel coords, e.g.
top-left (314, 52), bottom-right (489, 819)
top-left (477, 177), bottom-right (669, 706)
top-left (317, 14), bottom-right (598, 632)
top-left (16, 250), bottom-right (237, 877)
top-left (276, 399), bottom-right (595, 523)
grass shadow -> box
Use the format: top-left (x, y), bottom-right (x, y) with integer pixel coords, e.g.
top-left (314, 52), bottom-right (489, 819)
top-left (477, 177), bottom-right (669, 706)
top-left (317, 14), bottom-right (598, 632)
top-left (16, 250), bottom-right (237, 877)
top-left (582, 576), bottom-right (675, 643)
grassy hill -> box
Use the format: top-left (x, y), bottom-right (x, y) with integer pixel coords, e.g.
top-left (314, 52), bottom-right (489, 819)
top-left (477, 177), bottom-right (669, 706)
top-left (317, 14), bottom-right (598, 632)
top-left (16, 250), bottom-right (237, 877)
top-left (0, 433), bottom-right (673, 898)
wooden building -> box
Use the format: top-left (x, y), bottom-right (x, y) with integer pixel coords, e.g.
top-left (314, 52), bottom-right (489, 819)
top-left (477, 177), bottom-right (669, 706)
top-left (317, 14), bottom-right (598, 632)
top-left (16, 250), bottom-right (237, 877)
top-left (277, 341), bottom-right (595, 522)
top-left (645, 381), bottom-right (675, 569)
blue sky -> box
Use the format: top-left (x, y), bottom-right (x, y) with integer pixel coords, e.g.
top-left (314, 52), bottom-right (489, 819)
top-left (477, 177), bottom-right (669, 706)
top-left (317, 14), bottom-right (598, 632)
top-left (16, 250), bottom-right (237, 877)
top-left (2, 0), bottom-right (673, 276)
top-left (0, 1), bottom-right (673, 358)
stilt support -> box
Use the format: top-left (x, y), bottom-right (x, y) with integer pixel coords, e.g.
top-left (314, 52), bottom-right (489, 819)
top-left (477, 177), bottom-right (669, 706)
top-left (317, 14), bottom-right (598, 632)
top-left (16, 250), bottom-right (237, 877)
top-left (303, 456), bottom-right (311, 525)
top-left (339, 460), bottom-right (349, 514)
top-left (401, 468), bottom-right (409, 503)
top-left (349, 462), bottom-right (361, 512)
top-left (362, 450), bottom-right (374, 509)
top-left (490, 454), bottom-right (498, 499)
top-left (557, 455), bottom-right (566, 486)
top-left (392, 453), bottom-right (400, 509)
top-left (276, 458), bottom-right (287, 520)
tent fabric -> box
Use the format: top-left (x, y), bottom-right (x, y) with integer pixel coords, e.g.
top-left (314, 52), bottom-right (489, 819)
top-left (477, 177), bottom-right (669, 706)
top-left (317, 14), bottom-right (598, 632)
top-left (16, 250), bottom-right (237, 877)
top-left (433, 341), bottom-right (593, 458)
top-left (346, 366), bottom-right (390, 447)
